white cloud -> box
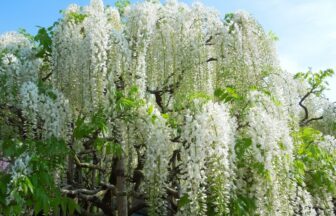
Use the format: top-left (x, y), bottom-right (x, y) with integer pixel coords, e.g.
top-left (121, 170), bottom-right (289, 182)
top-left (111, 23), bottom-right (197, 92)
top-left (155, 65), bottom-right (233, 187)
top-left (274, 1), bottom-right (336, 101)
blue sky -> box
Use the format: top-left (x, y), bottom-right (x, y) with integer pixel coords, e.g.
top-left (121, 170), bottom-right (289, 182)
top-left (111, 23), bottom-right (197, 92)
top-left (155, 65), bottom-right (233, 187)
top-left (1, 0), bottom-right (335, 101)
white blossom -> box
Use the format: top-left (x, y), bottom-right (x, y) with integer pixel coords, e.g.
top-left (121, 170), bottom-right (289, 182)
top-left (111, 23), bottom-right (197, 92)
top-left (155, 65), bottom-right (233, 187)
top-left (179, 102), bottom-right (236, 215)
top-left (139, 105), bottom-right (172, 215)
top-left (20, 81), bottom-right (71, 139)
top-left (0, 32), bottom-right (41, 102)
top-left (6, 153), bottom-right (32, 204)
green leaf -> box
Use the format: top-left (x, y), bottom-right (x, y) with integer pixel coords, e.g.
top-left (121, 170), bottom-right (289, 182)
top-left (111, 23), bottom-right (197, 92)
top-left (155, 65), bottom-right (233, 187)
top-left (67, 12), bottom-right (88, 24)
top-left (214, 87), bottom-right (240, 102)
top-left (162, 113), bottom-right (169, 120)
top-left (294, 69), bottom-right (334, 97)
top-left (67, 198), bottom-right (80, 215)
top-left (18, 28), bottom-right (34, 41)
top-left (120, 98), bottom-right (136, 108)
top-left (231, 194), bottom-right (256, 216)
top-left (300, 127), bottom-right (321, 144)
top-left (106, 142), bottom-right (123, 158)
top-left (128, 85), bottom-right (139, 96)
top-left (294, 160), bottom-right (305, 175)
top-left (25, 177), bottom-right (34, 194)
top-left (73, 116), bottom-right (94, 139)
top-left (224, 13), bottom-right (234, 23)
top-left (34, 27), bottom-right (52, 58)
top-left (252, 162), bottom-right (268, 177)
top-left (268, 30), bottom-right (279, 41)
top-left (0, 174), bottom-right (10, 194)
top-left (147, 105), bottom-right (154, 115)
top-left (94, 138), bottom-right (105, 151)
top-left (177, 194), bottom-right (190, 208)
top-left (60, 199), bottom-right (67, 215)
top-left (226, 87), bottom-right (239, 98)
top-left (235, 137), bottom-right (252, 161)
top-left (92, 111), bottom-right (107, 133)
top-left (151, 114), bottom-right (157, 123)
top-left (115, 0), bottom-right (131, 16)
top-left (188, 91), bottom-right (211, 102)
top-left (214, 88), bottom-right (225, 98)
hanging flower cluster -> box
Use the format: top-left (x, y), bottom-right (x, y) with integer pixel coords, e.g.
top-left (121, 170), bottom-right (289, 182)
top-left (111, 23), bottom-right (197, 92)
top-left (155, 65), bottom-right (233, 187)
top-left (138, 105), bottom-right (173, 215)
top-left (293, 184), bottom-right (316, 216)
top-left (0, 32), bottom-right (41, 103)
top-left (6, 153), bottom-right (32, 205)
top-left (220, 11), bottom-right (279, 97)
top-left (0, 32), bottom-right (70, 140)
top-left (52, 0), bottom-right (120, 112)
top-left (1, 0), bottom-right (336, 215)
top-left (247, 91), bottom-right (293, 170)
top-left (244, 91), bottom-right (295, 215)
top-left (20, 81), bottom-right (70, 139)
top-left (179, 101), bottom-right (236, 215)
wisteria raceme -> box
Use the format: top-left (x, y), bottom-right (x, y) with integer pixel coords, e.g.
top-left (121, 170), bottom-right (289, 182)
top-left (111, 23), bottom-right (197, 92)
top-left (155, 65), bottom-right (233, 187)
top-left (247, 91), bottom-right (293, 169)
top-left (20, 81), bottom-right (70, 139)
top-left (140, 105), bottom-right (173, 216)
top-left (52, 0), bottom-right (118, 112)
top-left (179, 109), bottom-right (209, 215)
top-left (246, 91), bottom-right (295, 215)
top-left (124, 1), bottom-right (161, 97)
top-left (0, 32), bottom-right (41, 103)
top-left (20, 82), bottom-right (39, 136)
top-left (317, 135), bottom-right (336, 152)
top-left (179, 101), bottom-right (236, 215)
top-left (294, 185), bottom-right (316, 216)
top-left (202, 102), bottom-right (236, 215)
top-left (1, 0), bottom-right (336, 215)
top-left (37, 90), bottom-right (71, 139)
top-left (125, 1), bottom-right (228, 104)
top-left (267, 71), bottom-right (303, 119)
top-left (6, 153), bottom-right (32, 205)
top-left (314, 190), bottom-right (335, 216)
top-left (312, 100), bottom-right (336, 136)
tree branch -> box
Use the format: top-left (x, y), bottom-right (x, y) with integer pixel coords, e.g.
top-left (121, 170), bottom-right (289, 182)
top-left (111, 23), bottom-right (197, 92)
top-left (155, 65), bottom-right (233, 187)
top-left (206, 57), bottom-right (218, 63)
top-left (42, 72), bottom-right (53, 81)
top-left (61, 188), bottom-right (101, 196)
top-left (299, 90), bottom-right (312, 125)
top-left (73, 154), bottom-right (104, 171)
top-left (303, 116), bottom-right (324, 126)
top-left (298, 89), bottom-right (324, 127)
top-left (166, 187), bottom-right (179, 197)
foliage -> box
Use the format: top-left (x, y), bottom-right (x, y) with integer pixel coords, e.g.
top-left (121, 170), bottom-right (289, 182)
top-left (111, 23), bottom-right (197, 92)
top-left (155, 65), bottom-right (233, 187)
top-left (114, 0), bottom-right (131, 16)
top-left (294, 68), bottom-right (334, 96)
top-left (293, 127), bottom-right (336, 194)
top-left (0, 138), bottom-right (78, 215)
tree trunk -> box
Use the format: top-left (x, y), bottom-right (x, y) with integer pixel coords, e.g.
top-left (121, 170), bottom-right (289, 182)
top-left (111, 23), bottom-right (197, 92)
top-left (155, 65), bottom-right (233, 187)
top-left (67, 155), bottom-right (74, 184)
top-left (116, 156), bottom-right (128, 216)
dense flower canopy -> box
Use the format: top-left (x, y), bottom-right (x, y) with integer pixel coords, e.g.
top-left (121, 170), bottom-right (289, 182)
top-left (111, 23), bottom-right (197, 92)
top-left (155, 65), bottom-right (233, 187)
top-left (0, 0), bottom-right (335, 215)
